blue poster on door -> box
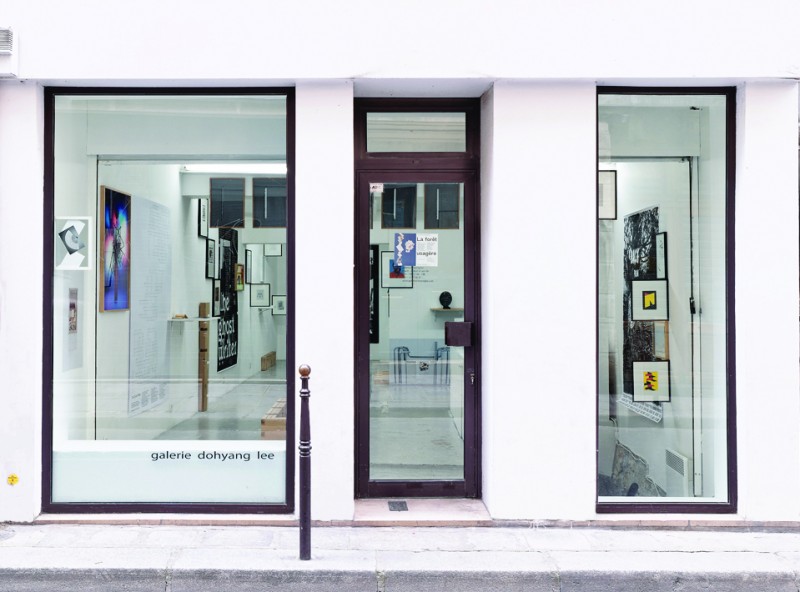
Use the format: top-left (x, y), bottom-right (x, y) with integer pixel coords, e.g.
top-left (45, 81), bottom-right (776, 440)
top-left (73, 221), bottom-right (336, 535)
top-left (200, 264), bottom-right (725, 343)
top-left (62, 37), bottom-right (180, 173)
top-left (394, 232), bottom-right (416, 267)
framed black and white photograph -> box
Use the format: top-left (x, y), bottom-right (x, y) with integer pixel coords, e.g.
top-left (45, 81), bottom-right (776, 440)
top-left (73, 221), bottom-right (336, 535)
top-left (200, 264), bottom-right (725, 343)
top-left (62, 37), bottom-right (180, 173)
top-left (212, 280), bottom-right (221, 317)
top-left (264, 243), bottom-right (283, 257)
top-left (198, 198), bottom-right (209, 237)
top-left (252, 177), bottom-right (287, 228)
top-left (655, 232), bottom-right (668, 279)
top-left (250, 284), bottom-right (271, 308)
top-left (631, 279), bottom-right (669, 321)
top-left (598, 170), bottom-right (617, 220)
top-left (271, 295), bottom-right (287, 315)
top-left (381, 250), bottom-right (413, 289)
top-left (632, 360), bottom-right (670, 403)
top-left (245, 249), bottom-right (253, 283)
top-left (205, 238), bottom-right (216, 279)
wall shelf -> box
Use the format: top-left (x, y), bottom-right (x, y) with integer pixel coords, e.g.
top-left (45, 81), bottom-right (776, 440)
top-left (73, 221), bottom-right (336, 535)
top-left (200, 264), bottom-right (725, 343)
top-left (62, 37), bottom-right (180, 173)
top-left (430, 307), bottom-right (464, 313)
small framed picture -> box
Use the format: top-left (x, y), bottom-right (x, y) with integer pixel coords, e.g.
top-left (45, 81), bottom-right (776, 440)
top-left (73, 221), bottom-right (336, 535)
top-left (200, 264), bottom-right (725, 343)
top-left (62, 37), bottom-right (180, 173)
top-left (212, 281), bottom-right (221, 317)
top-left (655, 232), bottom-right (668, 279)
top-left (264, 243), bottom-right (283, 257)
top-left (235, 263), bottom-right (245, 291)
top-left (598, 170), bottom-right (617, 220)
top-left (633, 360), bottom-right (670, 402)
top-left (205, 238), bottom-right (216, 279)
top-left (245, 249), bottom-right (253, 284)
top-left (198, 198), bottom-right (209, 237)
top-left (381, 251), bottom-right (413, 289)
top-left (631, 279), bottom-right (669, 321)
top-left (271, 295), bottom-right (287, 315)
top-left (250, 284), bottom-right (271, 308)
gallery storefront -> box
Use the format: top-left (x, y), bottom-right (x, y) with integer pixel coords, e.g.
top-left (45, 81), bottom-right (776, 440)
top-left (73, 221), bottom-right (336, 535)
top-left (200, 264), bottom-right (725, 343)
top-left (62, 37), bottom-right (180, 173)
top-left (0, 3), bottom-right (799, 524)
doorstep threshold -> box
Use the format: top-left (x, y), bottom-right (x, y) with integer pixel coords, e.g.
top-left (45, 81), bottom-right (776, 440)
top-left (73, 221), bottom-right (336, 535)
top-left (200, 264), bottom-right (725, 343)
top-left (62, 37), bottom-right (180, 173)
top-left (353, 498), bottom-right (492, 526)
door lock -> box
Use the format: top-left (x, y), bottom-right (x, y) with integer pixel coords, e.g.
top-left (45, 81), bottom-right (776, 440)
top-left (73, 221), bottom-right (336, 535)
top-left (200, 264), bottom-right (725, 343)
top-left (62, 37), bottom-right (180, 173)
top-left (468, 370), bottom-right (476, 385)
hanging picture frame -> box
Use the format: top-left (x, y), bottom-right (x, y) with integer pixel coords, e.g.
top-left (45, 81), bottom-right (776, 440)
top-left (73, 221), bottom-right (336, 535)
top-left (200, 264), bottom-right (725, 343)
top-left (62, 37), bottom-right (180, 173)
top-left (271, 295), bottom-right (287, 315)
top-left (632, 360), bottom-right (670, 402)
top-left (381, 250), bottom-right (413, 289)
top-left (245, 249), bottom-right (253, 283)
top-left (264, 243), bottom-right (283, 257)
top-left (210, 178), bottom-right (245, 228)
top-left (235, 263), bottom-right (245, 291)
top-left (598, 170), bottom-right (617, 220)
top-left (99, 186), bottom-right (131, 312)
top-left (198, 198), bottom-right (209, 237)
top-left (655, 232), bottom-right (668, 279)
top-left (631, 279), bottom-right (669, 321)
top-left (212, 280), bottom-right (221, 317)
top-left (654, 321), bottom-right (669, 360)
top-left (205, 238), bottom-right (216, 279)
top-left (250, 284), bottom-right (271, 308)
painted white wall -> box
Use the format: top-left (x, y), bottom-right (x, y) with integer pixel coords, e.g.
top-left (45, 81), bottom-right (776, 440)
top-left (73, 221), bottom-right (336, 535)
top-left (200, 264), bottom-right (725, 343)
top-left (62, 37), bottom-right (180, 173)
top-left (481, 81), bottom-right (598, 520)
top-left (735, 81), bottom-right (800, 521)
top-left (0, 82), bottom-right (44, 521)
top-left (294, 81), bottom-right (355, 521)
top-left (4, 1), bottom-right (800, 81)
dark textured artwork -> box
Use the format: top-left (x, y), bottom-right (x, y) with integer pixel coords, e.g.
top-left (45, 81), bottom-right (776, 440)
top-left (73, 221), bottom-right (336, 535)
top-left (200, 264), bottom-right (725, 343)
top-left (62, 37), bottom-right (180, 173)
top-left (623, 207), bottom-right (659, 394)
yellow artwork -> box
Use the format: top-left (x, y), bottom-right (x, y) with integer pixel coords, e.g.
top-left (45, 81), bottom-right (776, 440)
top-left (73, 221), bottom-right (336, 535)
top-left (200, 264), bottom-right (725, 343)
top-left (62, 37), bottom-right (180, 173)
top-left (643, 371), bottom-right (658, 391)
top-left (643, 291), bottom-right (657, 310)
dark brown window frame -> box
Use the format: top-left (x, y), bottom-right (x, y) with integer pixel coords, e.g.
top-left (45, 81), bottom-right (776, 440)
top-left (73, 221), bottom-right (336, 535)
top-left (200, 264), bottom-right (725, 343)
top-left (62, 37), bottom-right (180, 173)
top-left (595, 86), bottom-right (737, 514)
top-left (42, 86), bottom-right (296, 514)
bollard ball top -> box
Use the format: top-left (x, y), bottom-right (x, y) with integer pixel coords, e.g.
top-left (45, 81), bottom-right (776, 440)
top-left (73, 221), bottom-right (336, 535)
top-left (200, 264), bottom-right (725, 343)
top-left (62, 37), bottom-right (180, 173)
top-left (299, 364), bottom-right (311, 377)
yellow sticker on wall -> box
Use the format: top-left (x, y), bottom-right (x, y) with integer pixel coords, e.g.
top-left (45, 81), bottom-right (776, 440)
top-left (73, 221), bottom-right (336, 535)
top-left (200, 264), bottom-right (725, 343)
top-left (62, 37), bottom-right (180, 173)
top-left (7, 474), bottom-right (19, 486)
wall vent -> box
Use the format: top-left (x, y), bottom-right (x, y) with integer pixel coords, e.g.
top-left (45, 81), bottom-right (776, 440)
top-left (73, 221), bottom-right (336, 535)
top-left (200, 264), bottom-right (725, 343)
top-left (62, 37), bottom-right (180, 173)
top-left (0, 29), bottom-right (12, 55)
top-left (665, 448), bottom-right (692, 497)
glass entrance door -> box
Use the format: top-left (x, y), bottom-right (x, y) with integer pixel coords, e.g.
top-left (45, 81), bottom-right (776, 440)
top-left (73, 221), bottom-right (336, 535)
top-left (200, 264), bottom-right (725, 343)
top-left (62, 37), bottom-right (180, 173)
top-left (356, 172), bottom-right (479, 498)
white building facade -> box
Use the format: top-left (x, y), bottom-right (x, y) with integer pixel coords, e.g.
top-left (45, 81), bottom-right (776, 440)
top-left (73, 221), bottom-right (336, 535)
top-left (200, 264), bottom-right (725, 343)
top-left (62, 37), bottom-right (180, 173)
top-left (0, 1), bottom-right (799, 523)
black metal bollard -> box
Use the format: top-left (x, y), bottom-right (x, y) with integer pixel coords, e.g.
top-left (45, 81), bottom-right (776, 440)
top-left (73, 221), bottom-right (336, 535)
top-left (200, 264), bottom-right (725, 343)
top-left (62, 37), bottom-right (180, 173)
top-left (298, 364), bottom-right (312, 560)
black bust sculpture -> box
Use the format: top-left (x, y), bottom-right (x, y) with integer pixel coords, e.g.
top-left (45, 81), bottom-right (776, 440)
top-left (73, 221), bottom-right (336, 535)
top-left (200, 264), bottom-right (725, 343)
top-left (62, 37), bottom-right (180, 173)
top-left (439, 291), bottom-right (452, 309)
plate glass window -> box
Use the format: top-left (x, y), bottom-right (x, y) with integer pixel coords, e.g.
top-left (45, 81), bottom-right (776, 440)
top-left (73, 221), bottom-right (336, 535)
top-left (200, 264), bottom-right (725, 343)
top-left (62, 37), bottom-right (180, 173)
top-left (50, 93), bottom-right (291, 508)
top-left (597, 91), bottom-right (732, 506)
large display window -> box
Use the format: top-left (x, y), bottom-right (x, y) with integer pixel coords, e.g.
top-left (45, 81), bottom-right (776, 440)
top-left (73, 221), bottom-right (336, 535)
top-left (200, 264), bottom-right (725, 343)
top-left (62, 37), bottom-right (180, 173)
top-left (596, 89), bottom-right (736, 511)
top-left (45, 90), bottom-right (294, 511)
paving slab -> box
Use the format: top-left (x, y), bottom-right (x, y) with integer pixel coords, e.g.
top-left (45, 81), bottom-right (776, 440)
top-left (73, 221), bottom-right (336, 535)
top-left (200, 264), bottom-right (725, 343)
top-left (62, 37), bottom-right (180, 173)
top-left (0, 524), bottom-right (799, 591)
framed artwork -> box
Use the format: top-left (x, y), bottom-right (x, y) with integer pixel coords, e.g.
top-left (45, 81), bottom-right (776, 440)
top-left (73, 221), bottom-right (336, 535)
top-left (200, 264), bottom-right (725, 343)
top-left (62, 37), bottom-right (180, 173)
top-left (210, 178), bottom-right (245, 228)
top-left (598, 170), bottom-right (617, 220)
top-left (205, 238), bottom-right (216, 279)
top-left (245, 249), bottom-right (253, 283)
top-left (424, 183), bottom-right (459, 229)
top-left (381, 250), bottom-right (413, 289)
top-left (632, 360), bottom-right (670, 402)
top-left (198, 198), bottom-right (209, 237)
top-left (212, 280), bottom-right (221, 317)
top-left (235, 263), bottom-right (245, 291)
top-left (250, 284), bottom-right (271, 307)
top-left (264, 243), bottom-right (283, 257)
top-left (631, 279), bottom-right (669, 321)
top-left (55, 216), bottom-right (92, 270)
top-left (381, 184), bottom-right (416, 229)
top-left (99, 186), bottom-right (131, 312)
top-left (271, 295), bottom-right (287, 315)
top-left (252, 177), bottom-right (287, 228)
top-left (654, 321), bottom-right (669, 360)
top-left (655, 232), bottom-right (668, 279)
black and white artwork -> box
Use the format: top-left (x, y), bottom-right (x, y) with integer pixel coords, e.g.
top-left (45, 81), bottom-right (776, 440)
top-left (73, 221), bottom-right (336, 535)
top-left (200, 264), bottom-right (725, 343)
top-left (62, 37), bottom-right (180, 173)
top-left (623, 207), bottom-right (659, 395)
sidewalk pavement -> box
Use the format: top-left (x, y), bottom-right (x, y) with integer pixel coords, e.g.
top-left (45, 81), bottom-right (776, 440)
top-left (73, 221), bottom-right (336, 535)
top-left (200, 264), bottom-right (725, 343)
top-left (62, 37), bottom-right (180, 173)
top-left (1, 522), bottom-right (800, 591)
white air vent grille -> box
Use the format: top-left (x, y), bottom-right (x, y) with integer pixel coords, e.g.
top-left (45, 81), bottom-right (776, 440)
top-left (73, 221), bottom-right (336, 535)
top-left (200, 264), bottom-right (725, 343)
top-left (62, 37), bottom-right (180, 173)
top-left (0, 29), bottom-right (12, 55)
top-left (665, 448), bottom-right (692, 497)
